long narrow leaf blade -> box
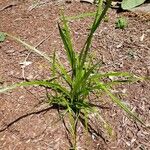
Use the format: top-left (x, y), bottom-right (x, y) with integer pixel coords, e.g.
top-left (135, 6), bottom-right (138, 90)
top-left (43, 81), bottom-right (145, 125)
top-left (2, 32), bottom-right (51, 62)
top-left (58, 19), bottom-right (76, 76)
top-left (96, 83), bottom-right (144, 125)
top-left (0, 80), bottom-right (70, 97)
top-left (79, 0), bottom-right (112, 67)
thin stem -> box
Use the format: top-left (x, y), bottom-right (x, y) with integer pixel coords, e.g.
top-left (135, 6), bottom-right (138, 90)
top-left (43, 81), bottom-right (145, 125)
top-left (72, 111), bottom-right (80, 150)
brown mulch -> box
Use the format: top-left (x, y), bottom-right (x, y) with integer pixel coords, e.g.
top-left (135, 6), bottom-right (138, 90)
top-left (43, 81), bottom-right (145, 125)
top-left (0, 0), bottom-right (150, 149)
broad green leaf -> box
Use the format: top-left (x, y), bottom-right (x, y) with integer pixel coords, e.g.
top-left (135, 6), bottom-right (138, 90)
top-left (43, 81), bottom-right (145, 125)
top-left (0, 32), bottom-right (6, 42)
top-left (121, 0), bottom-right (146, 10)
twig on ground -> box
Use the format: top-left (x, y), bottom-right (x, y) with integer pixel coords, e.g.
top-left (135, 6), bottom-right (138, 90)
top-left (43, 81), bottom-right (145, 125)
top-left (0, 2), bottom-right (18, 12)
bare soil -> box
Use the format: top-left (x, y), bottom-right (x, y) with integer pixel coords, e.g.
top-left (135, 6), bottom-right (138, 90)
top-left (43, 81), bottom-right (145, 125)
top-left (0, 0), bottom-right (150, 150)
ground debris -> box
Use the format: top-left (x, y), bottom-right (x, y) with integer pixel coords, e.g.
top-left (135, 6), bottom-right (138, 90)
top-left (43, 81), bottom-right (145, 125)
top-left (0, 1), bottom-right (18, 12)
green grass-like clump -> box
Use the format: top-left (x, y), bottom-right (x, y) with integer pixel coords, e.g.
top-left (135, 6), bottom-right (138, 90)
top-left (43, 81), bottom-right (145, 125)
top-left (115, 17), bottom-right (128, 29)
top-left (0, 0), bottom-right (147, 149)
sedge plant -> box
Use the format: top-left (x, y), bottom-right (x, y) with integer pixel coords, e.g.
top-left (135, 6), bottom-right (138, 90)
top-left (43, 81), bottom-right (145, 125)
top-left (0, 0), bottom-right (147, 149)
